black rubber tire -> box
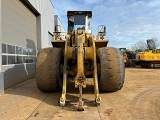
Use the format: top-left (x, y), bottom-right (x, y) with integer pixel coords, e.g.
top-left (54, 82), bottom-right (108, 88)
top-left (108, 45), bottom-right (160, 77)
top-left (141, 62), bottom-right (148, 68)
top-left (97, 47), bottom-right (125, 92)
top-left (141, 63), bottom-right (145, 68)
top-left (36, 47), bottom-right (63, 92)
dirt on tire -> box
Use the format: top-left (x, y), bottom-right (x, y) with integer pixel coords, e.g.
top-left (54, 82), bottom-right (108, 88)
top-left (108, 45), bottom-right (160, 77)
top-left (36, 47), bottom-right (63, 92)
top-left (97, 47), bottom-right (125, 92)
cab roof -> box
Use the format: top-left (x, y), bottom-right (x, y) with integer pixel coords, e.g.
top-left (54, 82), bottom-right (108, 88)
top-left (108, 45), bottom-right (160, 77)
top-left (67, 11), bottom-right (92, 17)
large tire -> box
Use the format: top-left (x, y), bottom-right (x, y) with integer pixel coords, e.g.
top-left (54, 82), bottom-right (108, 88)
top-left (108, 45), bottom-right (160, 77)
top-left (97, 47), bottom-right (125, 92)
top-left (36, 47), bottom-right (63, 92)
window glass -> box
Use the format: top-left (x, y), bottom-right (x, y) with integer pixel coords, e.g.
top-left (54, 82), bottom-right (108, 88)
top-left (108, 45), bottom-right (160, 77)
top-left (16, 56), bottom-right (23, 64)
top-left (23, 48), bottom-right (28, 55)
top-left (28, 56), bottom-right (33, 63)
top-left (23, 56), bottom-right (28, 63)
top-left (33, 56), bottom-right (37, 62)
top-left (28, 48), bottom-right (34, 55)
top-left (16, 46), bottom-right (22, 54)
top-left (2, 55), bottom-right (7, 65)
top-left (8, 45), bottom-right (15, 54)
top-left (33, 50), bottom-right (37, 55)
top-left (8, 56), bottom-right (15, 64)
top-left (2, 43), bottom-right (37, 65)
top-left (2, 44), bottom-right (6, 53)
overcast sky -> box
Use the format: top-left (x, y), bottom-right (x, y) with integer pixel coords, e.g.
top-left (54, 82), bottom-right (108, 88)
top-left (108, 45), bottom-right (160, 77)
top-left (51, 0), bottom-right (160, 48)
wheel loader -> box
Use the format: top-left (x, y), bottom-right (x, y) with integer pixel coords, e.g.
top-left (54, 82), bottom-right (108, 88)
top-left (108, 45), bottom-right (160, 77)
top-left (36, 11), bottom-right (125, 111)
top-left (119, 48), bottom-right (136, 67)
top-left (136, 39), bottom-right (160, 68)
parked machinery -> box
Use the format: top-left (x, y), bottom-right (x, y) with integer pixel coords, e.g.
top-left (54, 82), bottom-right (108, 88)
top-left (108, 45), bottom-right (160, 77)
top-left (36, 11), bottom-right (125, 111)
top-left (136, 39), bottom-right (160, 68)
top-left (119, 48), bottom-right (136, 67)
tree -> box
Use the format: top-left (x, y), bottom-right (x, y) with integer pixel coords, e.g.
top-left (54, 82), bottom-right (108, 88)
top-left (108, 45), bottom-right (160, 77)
top-left (131, 40), bottom-right (147, 51)
top-left (132, 38), bottom-right (160, 51)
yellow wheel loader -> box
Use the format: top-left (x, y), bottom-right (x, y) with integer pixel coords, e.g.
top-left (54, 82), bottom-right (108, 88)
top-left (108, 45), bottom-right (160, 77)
top-left (136, 39), bottom-right (160, 68)
top-left (36, 11), bottom-right (125, 111)
top-left (119, 48), bottom-right (136, 67)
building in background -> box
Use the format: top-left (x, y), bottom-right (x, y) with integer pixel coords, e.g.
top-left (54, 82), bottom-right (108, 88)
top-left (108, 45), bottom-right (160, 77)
top-left (54, 15), bottom-right (66, 40)
top-left (0, 0), bottom-right (66, 94)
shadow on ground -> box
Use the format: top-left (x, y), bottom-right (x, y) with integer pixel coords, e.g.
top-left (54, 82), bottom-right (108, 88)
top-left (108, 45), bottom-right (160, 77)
top-left (4, 78), bottom-right (98, 111)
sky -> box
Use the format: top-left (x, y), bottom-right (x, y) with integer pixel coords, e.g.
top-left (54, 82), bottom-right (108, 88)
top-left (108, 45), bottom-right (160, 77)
top-left (51, 0), bottom-right (160, 48)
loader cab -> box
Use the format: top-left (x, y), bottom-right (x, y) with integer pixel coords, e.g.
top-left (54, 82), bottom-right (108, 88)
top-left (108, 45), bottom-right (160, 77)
top-left (67, 11), bottom-right (92, 34)
top-left (119, 48), bottom-right (127, 53)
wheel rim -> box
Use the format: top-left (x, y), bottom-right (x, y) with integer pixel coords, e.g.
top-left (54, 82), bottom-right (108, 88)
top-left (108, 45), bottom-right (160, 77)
top-left (150, 63), bottom-right (154, 68)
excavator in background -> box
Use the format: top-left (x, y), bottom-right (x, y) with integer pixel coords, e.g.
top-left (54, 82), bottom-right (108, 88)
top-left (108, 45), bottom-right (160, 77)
top-left (136, 39), bottom-right (160, 68)
top-left (119, 48), bottom-right (136, 67)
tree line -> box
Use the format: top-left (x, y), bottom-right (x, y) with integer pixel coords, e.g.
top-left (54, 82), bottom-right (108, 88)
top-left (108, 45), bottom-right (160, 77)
top-left (131, 37), bottom-right (160, 52)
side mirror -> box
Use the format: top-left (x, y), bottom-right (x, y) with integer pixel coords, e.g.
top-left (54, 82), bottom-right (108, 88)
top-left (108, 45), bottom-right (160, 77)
top-left (98, 25), bottom-right (106, 40)
top-left (98, 25), bottom-right (106, 33)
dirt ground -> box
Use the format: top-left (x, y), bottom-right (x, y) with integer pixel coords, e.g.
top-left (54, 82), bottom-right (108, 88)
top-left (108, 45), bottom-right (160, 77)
top-left (0, 67), bottom-right (160, 120)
